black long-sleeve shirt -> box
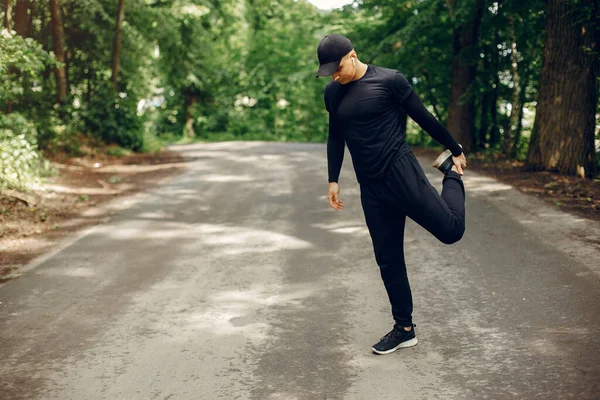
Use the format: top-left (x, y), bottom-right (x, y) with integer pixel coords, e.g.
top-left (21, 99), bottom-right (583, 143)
top-left (325, 65), bottom-right (462, 184)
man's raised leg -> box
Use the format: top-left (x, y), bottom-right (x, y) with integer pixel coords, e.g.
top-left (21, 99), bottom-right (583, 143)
top-left (395, 152), bottom-right (466, 245)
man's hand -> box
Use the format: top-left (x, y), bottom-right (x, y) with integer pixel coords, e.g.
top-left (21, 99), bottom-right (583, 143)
top-left (328, 182), bottom-right (344, 210)
top-left (452, 153), bottom-right (468, 175)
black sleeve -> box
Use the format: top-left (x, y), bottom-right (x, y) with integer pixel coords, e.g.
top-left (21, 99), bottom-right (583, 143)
top-left (401, 91), bottom-right (463, 157)
top-left (327, 113), bottom-right (345, 183)
top-left (324, 83), bottom-right (345, 183)
top-left (391, 71), bottom-right (414, 104)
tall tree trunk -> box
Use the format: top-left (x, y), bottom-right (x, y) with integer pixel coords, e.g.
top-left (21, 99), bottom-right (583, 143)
top-left (503, 15), bottom-right (521, 157)
top-left (14, 0), bottom-right (29, 36)
top-left (4, 0), bottom-right (13, 113)
top-left (49, 0), bottom-right (67, 104)
top-left (25, 0), bottom-right (31, 36)
top-left (5, 0), bottom-right (31, 114)
top-left (479, 88), bottom-right (490, 147)
top-left (509, 72), bottom-right (529, 159)
top-left (478, 90), bottom-right (489, 148)
top-left (489, 29), bottom-right (501, 147)
top-left (65, 48), bottom-right (72, 92)
top-left (509, 38), bottom-right (539, 160)
top-left (184, 92), bottom-right (196, 138)
top-left (86, 67), bottom-right (92, 105)
top-left (111, 0), bottom-right (125, 90)
top-left (478, 44), bottom-right (491, 147)
top-left (4, 0), bottom-right (12, 29)
top-left (525, 0), bottom-right (599, 178)
top-left (446, 0), bottom-right (485, 153)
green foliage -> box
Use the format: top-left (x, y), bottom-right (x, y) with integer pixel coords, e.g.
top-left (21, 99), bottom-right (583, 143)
top-left (1, 0), bottom-right (596, 184)
top-left (144, 0), bottom-right (329, 142)
top-left (82, 86), bottom-right (144, 151)
top-left (106, 147), bottom-right (129, 157)
top-left (0, 29), bottom-right (54, 104)
top-left (344, 0), bottom-right (549, 159)
top-left (0, 113), bottom-right (45, 190)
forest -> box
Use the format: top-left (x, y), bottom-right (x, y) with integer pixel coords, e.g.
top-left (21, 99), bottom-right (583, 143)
top-left (1, 0), bottom-right (599, 192)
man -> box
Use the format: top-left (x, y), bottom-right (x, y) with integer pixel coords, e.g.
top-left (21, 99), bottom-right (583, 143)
top-left (316, 34), bottom-right (467, 355)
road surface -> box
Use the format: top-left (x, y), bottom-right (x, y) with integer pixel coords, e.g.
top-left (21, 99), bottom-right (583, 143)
top-left (1, 142), bottom-right (599, 399)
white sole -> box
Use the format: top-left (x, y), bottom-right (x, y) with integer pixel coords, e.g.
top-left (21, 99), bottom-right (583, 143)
top-left (371, 337), bottom-right (418, 355)
top-left (432, 150), bottom-right (452, 168)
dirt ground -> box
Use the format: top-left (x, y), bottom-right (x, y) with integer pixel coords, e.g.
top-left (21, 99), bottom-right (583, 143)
top-left (1, 144), bottom-right (598, 282)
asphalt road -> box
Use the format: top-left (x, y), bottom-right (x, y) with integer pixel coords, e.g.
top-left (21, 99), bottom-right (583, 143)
top-left (1, 142), bottom-right (599, 400)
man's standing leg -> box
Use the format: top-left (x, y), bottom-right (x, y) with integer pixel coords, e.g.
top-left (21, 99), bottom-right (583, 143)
top-left (360, 182), bottom-right (418, 355)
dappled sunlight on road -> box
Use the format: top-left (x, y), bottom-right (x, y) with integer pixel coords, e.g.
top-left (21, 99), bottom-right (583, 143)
top-left (135, 210), bottom-right (176, 219)
top-left (4, 143), bottom-right (600, 399)
top-left (312, 221), bottom-right (369, 236)
top-left (44, 266), bottom-right (96, 278)
top-left (98, 222), bottom-right (314, 255)
top-left (265, 393), bottom-right (301, 400)
top-left (196, 174), bottom-right (255, 182)
top-left (180, 285), bottom-right (317, 339)
top-left (196, 224), bottom-right (313, 255)
top-left (463, 175), bottom-right (513, 194)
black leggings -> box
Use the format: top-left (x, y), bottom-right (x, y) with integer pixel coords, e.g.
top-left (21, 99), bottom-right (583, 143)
top-left (360, 151), bottom-right (466, 328)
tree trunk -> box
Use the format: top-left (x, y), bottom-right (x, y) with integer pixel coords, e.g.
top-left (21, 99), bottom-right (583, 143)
top-left (478, 89), bottom-right (489, 148)
top-left (446, 0), bottom-right (485, 153)
top-left (14, 0), bottom-right (29, 36)
top-left (111, 0), bottom-right (125, 90)
top-left (509, 39), bottom-right (538, 160)
top-left (4, 0), bottom-right (13, 112)
top-left (49, 0), bottom-right (67, 104)
top-left (86, 67), bottom-right (92, 105)
top-left (509, 73), bottom-right (528, 159)
top-left (489, 29), bottom-right (501, 147)
top-left (525, 0), bottom-right (599, 178)
top-left (184, 93), bottom-right (197, 138)
top-left (65, 48), bottom-right (72, 92)
top-left (478, 44), bottom-right (491, 147)
top-left (4, 0), bottom-right (12, 30)
top-left (5, 0), bottom-right (31, 114)
top-left (503, 15), bottom-right (521, 157)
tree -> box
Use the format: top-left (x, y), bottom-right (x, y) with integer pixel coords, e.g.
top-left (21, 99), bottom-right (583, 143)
top-left (4, 0), bottom-right (12, 29)
top-left (14, 0), bottom-right (31, 37)
top-left (4, 0), bottom-right (13, 112)
top-left (502, 15), bottom-right (521, 157)
top-left (525, 0), bottom-right (599, 178)
top-left (49, 0), bottom-right (67, 103)
top-left (111, 0), bottom-right (125, 90)
top-left (445, 0), bottom-right (485, 153)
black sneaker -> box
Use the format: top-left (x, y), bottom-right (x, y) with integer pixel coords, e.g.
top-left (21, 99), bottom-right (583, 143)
top-left (432, 144), bottom-right (462, 174)
top-left (371, 325), bottom-right (418, 355)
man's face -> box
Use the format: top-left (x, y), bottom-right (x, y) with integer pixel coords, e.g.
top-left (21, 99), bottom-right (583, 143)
top-left (331, 53), bottom-right (355, 84)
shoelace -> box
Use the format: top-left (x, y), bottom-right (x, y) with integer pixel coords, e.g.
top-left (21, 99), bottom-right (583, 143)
top-left (380, 324), bottom-right (417, 342)
top-left (379, 329), bottom-right (400, 342)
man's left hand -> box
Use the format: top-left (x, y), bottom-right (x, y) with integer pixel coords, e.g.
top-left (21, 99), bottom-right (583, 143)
top-left (452, 153), bottom-right (467, 175)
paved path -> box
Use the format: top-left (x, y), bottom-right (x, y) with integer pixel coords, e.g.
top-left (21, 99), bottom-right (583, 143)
top-left (1, 142), bottom-right (599, 399)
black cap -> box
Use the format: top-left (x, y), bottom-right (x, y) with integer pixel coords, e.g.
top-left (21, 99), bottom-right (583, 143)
top-left (316, 34), bottom-right (354, 77)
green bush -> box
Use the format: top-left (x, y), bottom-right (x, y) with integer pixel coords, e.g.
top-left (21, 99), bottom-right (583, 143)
top-left (0, 29), bottom-right (53, 105)
top-left (0, 113), bottom-right (47, 190)
top-left (83, 87), bottom-right (144, 151)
